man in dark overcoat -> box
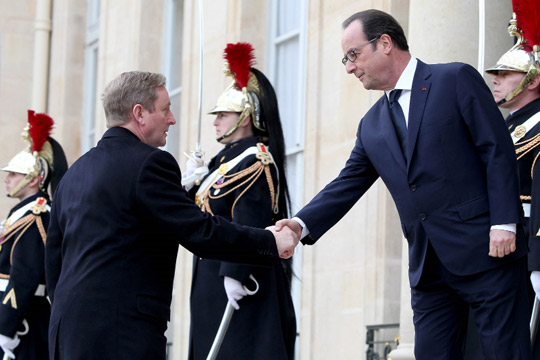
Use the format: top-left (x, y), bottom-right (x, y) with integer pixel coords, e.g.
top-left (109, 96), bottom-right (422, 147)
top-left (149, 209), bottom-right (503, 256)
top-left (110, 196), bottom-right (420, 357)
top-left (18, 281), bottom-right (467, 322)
top-left (45, 71), bottom-right (297, 360)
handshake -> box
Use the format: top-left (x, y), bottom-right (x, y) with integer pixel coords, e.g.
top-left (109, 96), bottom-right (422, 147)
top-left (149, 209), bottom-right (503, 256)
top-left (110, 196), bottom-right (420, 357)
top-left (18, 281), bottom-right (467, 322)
top-left (266, 219), bottom-right (303, 259)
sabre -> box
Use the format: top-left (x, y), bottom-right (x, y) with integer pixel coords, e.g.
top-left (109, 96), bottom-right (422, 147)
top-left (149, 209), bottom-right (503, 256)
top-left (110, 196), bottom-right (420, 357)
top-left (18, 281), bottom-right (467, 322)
top-left (196, 0), bottom-right (204, 153)
top-left (531, 297), bottom-right (540, 344)
top-left (206, 275), bottom-right (259, 360)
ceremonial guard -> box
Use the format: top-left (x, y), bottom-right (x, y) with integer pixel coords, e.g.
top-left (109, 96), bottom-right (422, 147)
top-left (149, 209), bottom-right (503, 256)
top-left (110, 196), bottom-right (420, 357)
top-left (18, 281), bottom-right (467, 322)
top-left (486, 1), bottom-right (540, 356)
top-left (184, 43), bottom-right (296, 359)
top-left (0, 111), bottom-right (67, 359)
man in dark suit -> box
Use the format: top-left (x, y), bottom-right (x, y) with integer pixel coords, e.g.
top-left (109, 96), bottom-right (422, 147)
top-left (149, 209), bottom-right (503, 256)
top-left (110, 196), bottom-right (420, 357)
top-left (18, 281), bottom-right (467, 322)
top-left (45, 71), bottom-right (298, 360)
top-left (276, 9), bottom-right (530, 359)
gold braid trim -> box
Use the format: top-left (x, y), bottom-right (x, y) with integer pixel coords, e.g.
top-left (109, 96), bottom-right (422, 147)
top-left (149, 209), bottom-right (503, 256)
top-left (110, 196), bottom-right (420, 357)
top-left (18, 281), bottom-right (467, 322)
top-left (515, 133), bottom-right (540, 180)
top-left (202, 159), bottom-right (277, 219)
top-left (36, 216), bottom-right (47, 245)
top-left (201, 143), bottom-right (278, 218)
top-left (1, 214), bottom-right (36, 245)
top-left (208, 162), bottom-right (265, 218)
top-left (264, 165), bottom-right (276, 212)
top-left (9, 218), bottom-right (34, 266)
top-left (516, 133), bottom-right (540, 160)
top-left (533, 151), bottom-right (540, 179)
top-left (0, 213), bottom-right (47, 266)
top-left (521, 195), bottom-right (532, 201)
top-left (201, 161), bottom-right (264, 216)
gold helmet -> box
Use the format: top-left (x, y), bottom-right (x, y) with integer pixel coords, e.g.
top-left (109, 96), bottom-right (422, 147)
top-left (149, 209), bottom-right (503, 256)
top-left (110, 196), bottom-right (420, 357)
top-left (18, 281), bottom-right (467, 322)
top-left (209, 42), bottom-right (264, 142)
top-left (486, 1), bottom-right (540, 105)
top-left (2, 110), bottom-right (67, 197)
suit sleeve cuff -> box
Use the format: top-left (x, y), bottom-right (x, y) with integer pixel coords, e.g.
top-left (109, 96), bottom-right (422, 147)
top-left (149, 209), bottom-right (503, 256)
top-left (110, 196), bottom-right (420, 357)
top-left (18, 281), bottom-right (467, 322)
top-left (292, 217), bottom-right (310, 239)
top-left (490, 223), bottom-right (516, 233)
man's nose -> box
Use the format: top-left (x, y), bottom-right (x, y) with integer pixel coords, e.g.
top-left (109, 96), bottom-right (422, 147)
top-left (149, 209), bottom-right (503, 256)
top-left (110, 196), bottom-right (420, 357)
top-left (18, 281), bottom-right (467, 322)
top-left (345, 60), bottom-right (355, 74)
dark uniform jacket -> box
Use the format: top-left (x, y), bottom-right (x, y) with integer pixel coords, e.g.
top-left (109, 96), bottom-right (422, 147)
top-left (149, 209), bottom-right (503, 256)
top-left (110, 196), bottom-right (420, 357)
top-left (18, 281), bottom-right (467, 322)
top-left (0, 192), bottom-right (50, 359)
top-left (45, 127), bottom-right (278, 360)
top-left (188, 137), bottom-right (296, 360)
top-left (511, 98), bottom-right (540, 270)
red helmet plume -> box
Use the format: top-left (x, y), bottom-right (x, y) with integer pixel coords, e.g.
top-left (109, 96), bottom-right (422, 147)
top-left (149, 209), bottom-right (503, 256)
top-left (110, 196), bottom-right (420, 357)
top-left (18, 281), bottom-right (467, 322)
top-left (28, 110), bottom-right (54, 153)
top-left (223, 42), bottom-right (256, 89)
top-left (514, 0), bottom-right (540, 51)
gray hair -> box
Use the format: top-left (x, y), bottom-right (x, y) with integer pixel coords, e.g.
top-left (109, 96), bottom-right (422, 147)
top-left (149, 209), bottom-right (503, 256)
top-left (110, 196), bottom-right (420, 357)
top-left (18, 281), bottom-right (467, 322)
top-left (102, 71), bottom-right (167, 127)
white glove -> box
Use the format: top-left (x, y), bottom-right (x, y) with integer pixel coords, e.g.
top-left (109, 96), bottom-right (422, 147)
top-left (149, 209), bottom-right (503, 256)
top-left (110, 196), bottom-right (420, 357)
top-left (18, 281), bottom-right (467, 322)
top-left (0, 333), bottom-right (19, 359)
top-left (224, 276), bottom-right (247, 310)
top-left (181, 152), bottom-right (209, 191)
top-left (531, 271), bottom-right (540, 300)
top-left (185, 153), bottom-right (203, 177)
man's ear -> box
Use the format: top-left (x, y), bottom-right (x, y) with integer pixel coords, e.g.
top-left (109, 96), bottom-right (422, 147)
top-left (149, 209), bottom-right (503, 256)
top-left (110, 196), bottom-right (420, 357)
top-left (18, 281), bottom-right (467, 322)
top-left (379, 34), bottom-right (392, 54)
top-left (529, 75), bottom-right (540, 91)
top-left (27, 175), bottom-right (40, 188)
top-left (240, 116), bottom-right (251, 128)
top-left (132, 104), bottom-right (145, 125)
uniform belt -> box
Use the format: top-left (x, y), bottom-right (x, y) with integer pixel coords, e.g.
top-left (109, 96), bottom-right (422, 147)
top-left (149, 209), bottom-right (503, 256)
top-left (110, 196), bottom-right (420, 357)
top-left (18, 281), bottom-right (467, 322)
top-left (0, 278), bottom-right (46, 297)
top-left (523, 203), bottom-right (531, 218)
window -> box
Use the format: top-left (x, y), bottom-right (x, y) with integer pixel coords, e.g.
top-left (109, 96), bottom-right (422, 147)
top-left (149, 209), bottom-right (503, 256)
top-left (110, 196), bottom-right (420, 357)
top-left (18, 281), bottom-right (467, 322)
top-left (162, 0), bottom-right (184, 160)
top-left (267, 0), bottom-right (308, 357)
top-left (162, 1), bottom-right (184, 357)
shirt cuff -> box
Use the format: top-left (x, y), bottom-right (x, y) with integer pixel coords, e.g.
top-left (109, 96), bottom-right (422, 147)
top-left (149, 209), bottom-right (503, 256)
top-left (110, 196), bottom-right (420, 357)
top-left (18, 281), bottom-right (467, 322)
top-left (292, 217), bottom-right (310, 239)
top-left (490, 223), bottom-right (516, 233)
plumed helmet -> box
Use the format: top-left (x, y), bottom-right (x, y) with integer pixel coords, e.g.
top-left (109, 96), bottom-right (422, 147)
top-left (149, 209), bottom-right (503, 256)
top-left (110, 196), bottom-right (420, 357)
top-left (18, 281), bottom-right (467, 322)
top-left (2, 110), bottom-right (67, 197)
top-left (209, 43), bottom-right (265, 142)
top-left (486, 0), bottom-right (540, 104)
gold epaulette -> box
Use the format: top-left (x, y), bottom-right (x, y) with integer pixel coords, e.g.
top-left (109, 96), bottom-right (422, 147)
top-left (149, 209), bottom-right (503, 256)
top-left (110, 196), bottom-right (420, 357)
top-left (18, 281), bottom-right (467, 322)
top-left (30, 197), bottom-right (48, 215)
top-left (255, 143), bottom-right (274, 165)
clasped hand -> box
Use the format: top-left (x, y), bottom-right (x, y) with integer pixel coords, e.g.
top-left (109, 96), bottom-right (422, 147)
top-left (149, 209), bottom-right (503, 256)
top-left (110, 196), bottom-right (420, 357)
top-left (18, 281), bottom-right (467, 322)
top-left (266, 219), bottom-right (302, 259)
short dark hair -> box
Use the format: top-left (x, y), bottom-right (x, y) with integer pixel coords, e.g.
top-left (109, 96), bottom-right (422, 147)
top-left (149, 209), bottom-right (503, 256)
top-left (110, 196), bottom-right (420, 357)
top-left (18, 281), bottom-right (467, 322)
top-left (343, 9), bottom-right (409, 51)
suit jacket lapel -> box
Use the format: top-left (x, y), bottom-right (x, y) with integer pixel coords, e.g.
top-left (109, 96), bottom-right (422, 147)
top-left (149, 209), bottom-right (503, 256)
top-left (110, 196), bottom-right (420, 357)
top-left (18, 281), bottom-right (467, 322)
top-left (381, 95), bottom-right (407, 171)
top-left (407, 61), bottom-right (432, 168)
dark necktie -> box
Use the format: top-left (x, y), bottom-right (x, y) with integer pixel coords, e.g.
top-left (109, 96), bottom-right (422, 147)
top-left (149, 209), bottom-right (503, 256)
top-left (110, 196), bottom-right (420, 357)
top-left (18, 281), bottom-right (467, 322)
top-left (389, 89), bottom-right (408, 157)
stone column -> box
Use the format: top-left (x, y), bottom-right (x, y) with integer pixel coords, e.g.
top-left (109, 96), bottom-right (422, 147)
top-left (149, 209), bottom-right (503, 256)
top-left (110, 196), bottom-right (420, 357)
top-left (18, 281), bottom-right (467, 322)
top-left (389, 240), bottom-right (414, 359)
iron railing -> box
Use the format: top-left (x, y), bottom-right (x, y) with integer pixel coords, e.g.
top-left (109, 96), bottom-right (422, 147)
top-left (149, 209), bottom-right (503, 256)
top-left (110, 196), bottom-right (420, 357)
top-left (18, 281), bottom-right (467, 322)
top-left (366, 323), bottom-right (399, 360)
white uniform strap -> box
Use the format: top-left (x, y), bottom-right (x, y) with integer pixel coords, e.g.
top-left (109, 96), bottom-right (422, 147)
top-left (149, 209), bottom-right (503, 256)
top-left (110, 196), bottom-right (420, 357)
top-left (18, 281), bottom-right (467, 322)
top-left (1, 199), bottom-right (50, 230)
top-left (196, 146), bottom-right (259, 202)
top-left (512, 111), bottom-right (540, 144)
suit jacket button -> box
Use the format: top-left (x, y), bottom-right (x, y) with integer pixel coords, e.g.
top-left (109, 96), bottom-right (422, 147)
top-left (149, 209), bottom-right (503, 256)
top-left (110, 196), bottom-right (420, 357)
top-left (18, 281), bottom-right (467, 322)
top-left (419, 213), bottom-right (427, 220)
top-left (409, 184), bottom-right (416, 191)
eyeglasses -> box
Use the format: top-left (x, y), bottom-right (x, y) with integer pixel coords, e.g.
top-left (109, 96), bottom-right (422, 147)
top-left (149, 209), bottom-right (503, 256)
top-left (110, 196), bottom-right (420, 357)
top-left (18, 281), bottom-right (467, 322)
top-left (341, 37), bottom-right (378, 66)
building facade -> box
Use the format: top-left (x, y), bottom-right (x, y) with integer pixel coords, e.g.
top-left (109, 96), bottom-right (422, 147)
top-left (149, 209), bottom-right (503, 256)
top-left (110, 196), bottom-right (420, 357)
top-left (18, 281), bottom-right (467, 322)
top-left (0, 0), bottom-right (513, 358)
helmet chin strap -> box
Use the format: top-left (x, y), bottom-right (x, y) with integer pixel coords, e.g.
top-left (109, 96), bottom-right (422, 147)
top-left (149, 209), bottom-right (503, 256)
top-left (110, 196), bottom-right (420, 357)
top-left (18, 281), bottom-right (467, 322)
top-left (215, 109), bottom-right (251, 143)
top-left (498, 69), bottom-right (539, 106)
top-left (7, 174), bottom-right (34, 198)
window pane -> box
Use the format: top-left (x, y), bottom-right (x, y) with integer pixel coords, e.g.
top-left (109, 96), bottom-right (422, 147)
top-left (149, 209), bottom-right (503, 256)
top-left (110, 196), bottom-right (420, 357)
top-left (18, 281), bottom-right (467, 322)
top-left (169, 0), bottom-right (183, 89)
top-left (277, 0), bottom-right (299, 36)
top-left (166, 93), bottom-right (181, 160)
top-left (275, 39), bottom-right (300, 150)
